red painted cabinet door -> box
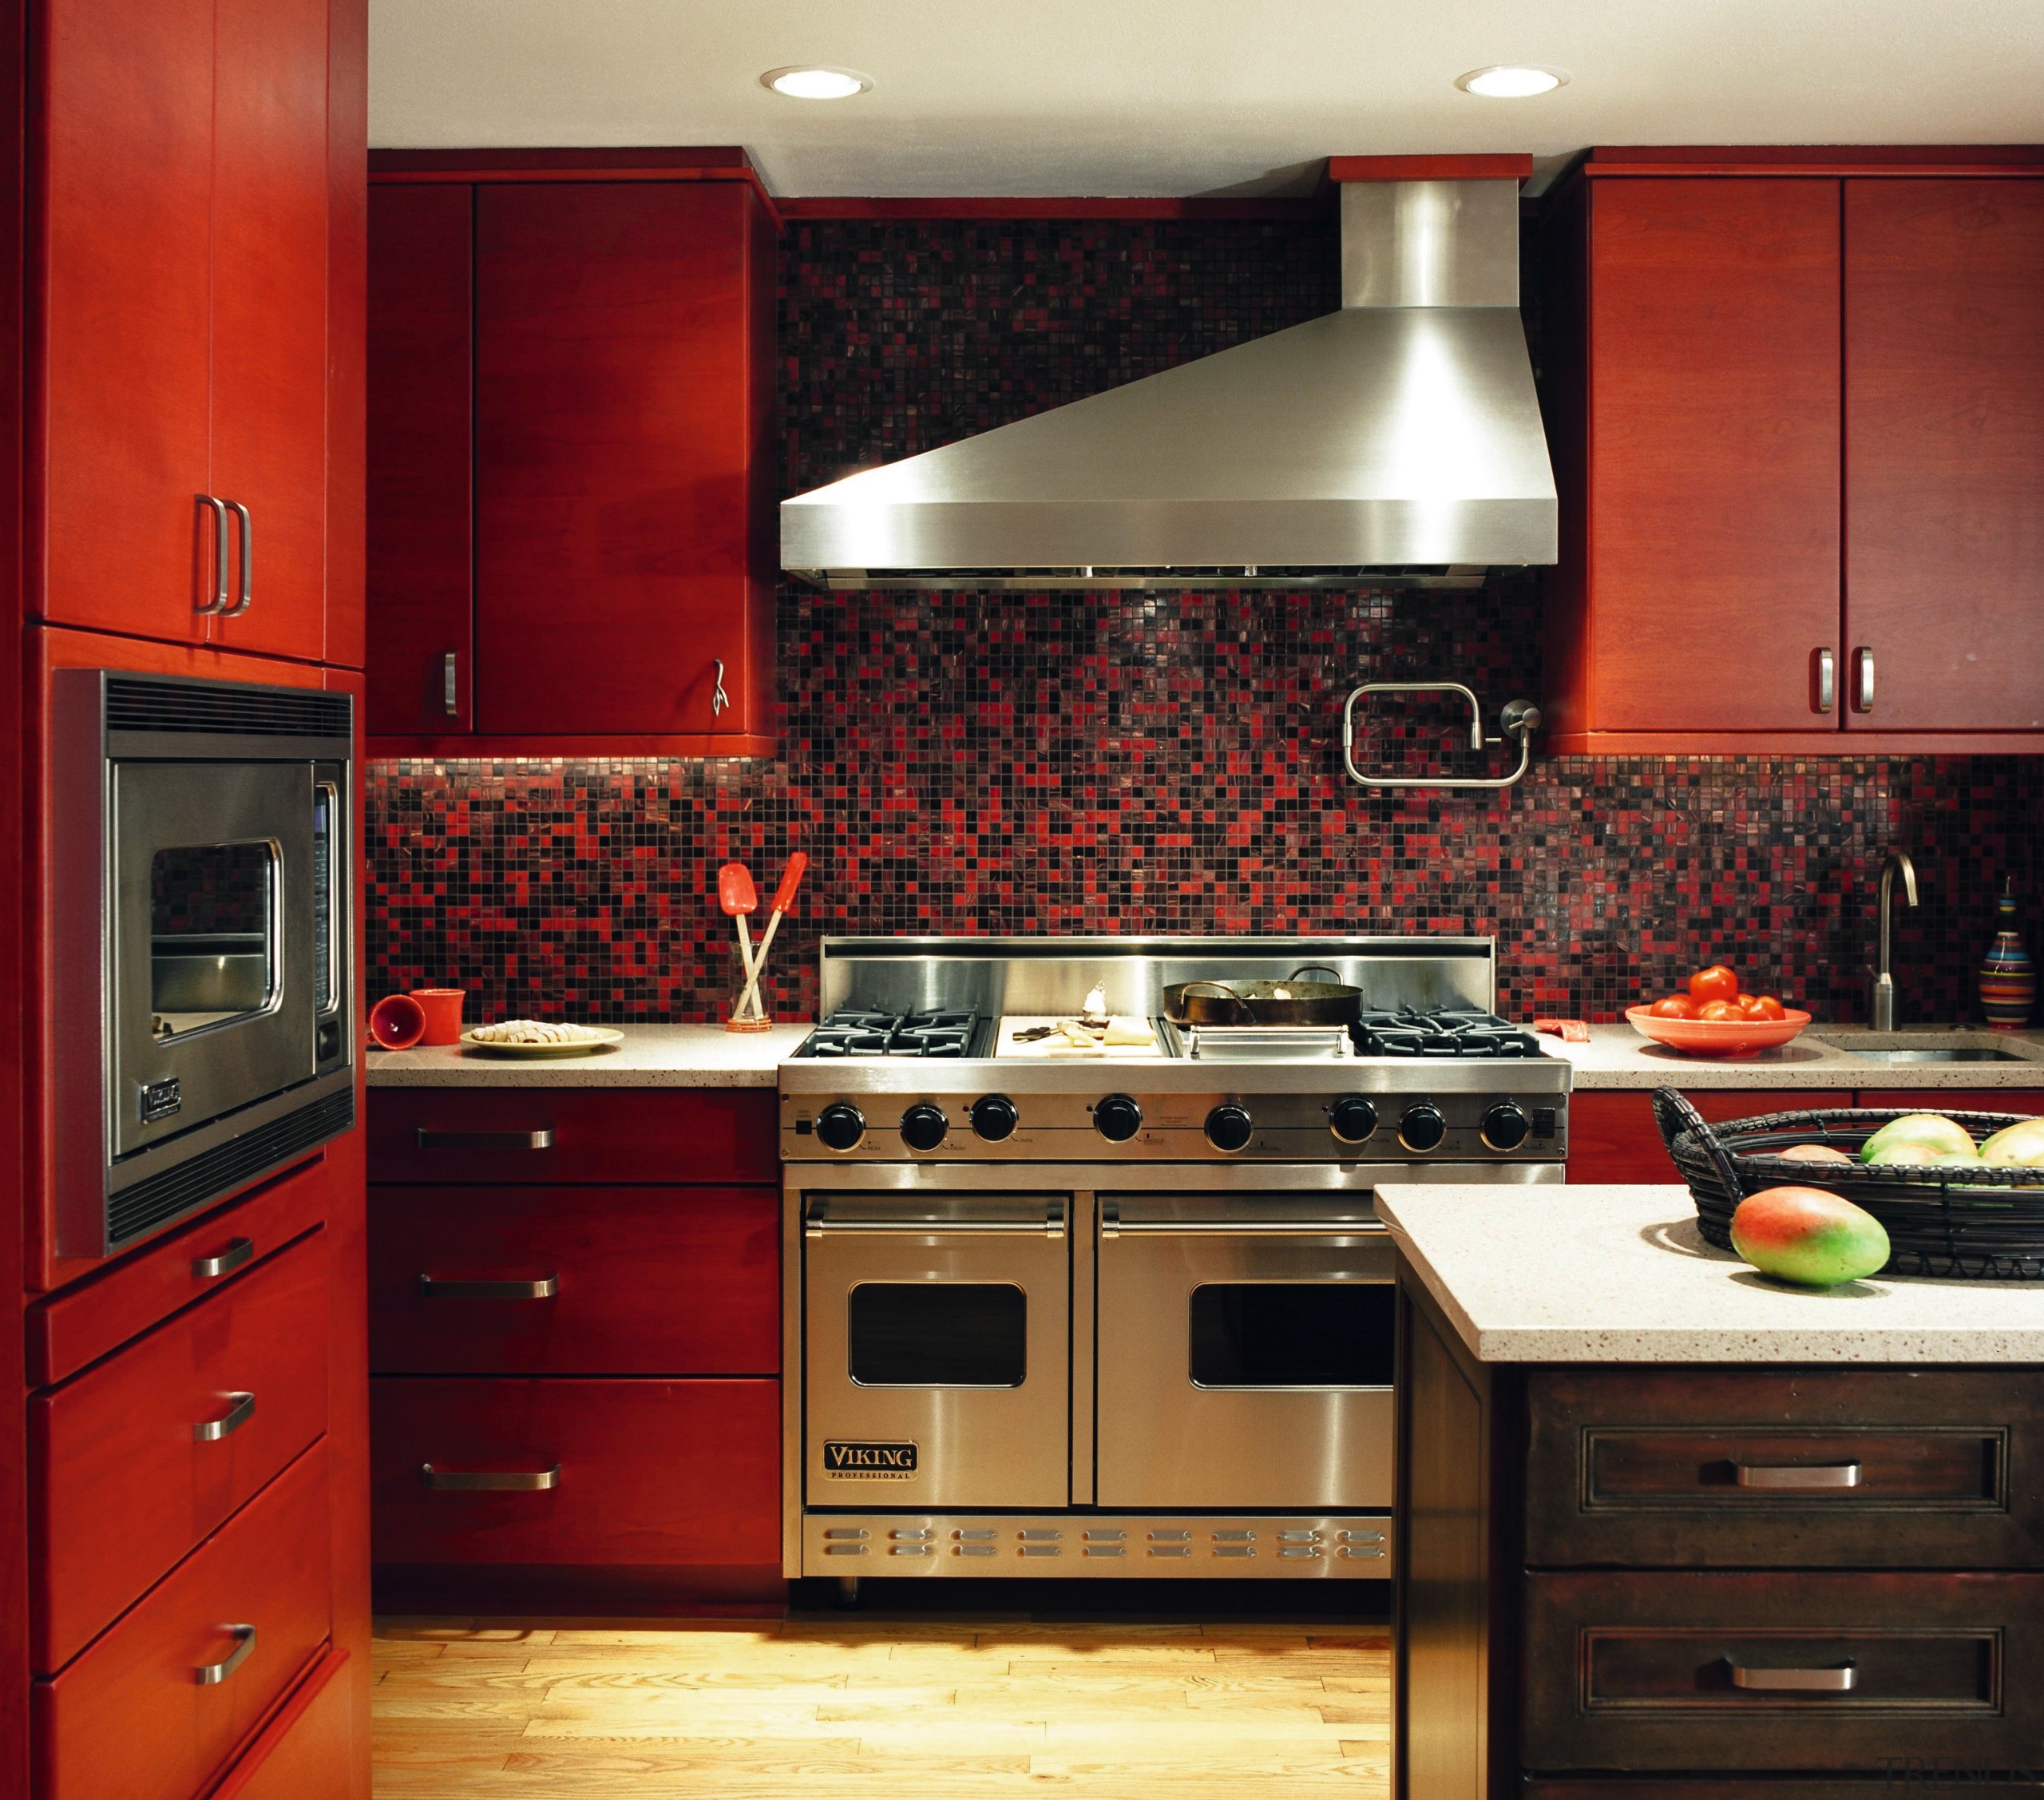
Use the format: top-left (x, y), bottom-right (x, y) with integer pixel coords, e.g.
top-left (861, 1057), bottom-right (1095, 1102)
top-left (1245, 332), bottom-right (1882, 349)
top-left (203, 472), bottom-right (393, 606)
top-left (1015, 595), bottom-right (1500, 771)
top-left (473, 181), bottom-right (766, 737)
top-left (366, 184), bottom-right (473, 732)
top-left (38, 0), bottom-right (216, 643)
top-left (1844, 179), bottom-right (2044, 734)
top-left (1587, 179), bottom-right (1842, 733)
top-left (206, 0), bottom-right (332, 662)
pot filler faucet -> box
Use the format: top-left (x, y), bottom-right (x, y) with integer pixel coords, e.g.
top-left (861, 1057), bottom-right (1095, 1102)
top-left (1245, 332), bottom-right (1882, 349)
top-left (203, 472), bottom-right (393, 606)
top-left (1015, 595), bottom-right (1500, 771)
top-left (1872, 850), bottom-right (1919, 1031)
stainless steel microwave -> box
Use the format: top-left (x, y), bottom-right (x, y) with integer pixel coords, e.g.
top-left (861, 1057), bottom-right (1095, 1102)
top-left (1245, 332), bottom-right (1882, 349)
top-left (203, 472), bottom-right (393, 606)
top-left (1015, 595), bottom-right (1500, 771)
top-left (50, 672), bottom-right (355, 1258)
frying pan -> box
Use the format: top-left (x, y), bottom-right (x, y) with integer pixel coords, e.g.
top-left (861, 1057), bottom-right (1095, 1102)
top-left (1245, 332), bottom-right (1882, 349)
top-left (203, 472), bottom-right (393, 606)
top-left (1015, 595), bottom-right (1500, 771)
top-left (1162, 965), bottom-right (1362, 1027)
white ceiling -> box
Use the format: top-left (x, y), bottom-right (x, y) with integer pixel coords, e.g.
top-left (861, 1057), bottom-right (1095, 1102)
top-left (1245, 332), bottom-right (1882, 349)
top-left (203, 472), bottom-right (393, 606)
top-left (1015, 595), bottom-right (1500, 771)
top-left (368, 1), bottom-right (2044, 198)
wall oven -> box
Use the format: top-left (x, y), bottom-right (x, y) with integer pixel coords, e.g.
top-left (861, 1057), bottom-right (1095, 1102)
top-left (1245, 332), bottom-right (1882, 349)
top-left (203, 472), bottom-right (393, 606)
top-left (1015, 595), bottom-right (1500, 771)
top-left (50, 672), bottom-right (355, 1259)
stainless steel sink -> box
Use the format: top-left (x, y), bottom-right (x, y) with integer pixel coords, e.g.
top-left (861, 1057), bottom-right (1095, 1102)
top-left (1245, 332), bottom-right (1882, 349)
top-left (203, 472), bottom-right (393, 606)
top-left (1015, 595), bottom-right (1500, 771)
top-left (1808, 1032), bottom-right (2042, 1065)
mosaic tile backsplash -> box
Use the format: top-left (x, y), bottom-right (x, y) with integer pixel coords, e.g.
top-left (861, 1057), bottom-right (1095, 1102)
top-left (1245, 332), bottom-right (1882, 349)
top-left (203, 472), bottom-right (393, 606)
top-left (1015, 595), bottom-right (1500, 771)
top-left (366, 216), bottom-right (2044, 1026)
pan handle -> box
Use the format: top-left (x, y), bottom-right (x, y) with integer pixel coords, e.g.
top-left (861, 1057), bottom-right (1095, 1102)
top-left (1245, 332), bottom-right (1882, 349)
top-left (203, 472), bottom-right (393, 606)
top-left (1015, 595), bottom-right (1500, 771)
top-left (1177, 981), bottom-right (1255, 1022)
top-left (1287, 965), bottom-right (1345, 985)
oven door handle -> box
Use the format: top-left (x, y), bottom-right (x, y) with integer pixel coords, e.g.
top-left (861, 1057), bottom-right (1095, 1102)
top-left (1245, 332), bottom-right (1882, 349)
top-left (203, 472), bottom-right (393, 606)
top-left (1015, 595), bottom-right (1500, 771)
top-left (806, 1199), bottom-right (1065, 1239)
top-left (1099, 1201), bottom-right (1383, 1239)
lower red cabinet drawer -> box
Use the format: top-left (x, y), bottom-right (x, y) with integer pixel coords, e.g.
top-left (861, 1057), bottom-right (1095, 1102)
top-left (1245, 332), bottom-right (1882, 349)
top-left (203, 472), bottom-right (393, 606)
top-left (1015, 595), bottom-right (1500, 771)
top-left (32, 1231), bottom-right (331, 1671)
top-left (211, 1644), bottom-right (354, 1800)
top-left (371, 1377), bottom-right (779, 1566)
top-left (369, 1184), bottom-right (778, 1374)
top-left (34, 1443), bottom-right (333, 1800)
top-left (1523, 1570), bottom-right (2044, 1774)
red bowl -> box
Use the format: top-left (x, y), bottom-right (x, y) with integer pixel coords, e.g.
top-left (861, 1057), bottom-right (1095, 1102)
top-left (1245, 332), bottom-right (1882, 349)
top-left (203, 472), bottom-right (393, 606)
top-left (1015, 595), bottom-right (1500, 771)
top-left (368, 993), bottom-right (427, 1050)
top-left (1625, 1004), bottom-right (1812, 1058)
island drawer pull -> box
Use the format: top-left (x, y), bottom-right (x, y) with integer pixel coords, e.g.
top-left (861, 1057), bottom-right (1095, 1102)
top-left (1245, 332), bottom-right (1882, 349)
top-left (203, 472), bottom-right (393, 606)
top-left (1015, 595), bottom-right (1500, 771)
top-left (1733, 1461), bottom-right (1863, 1490)
top-left (418, 1274), bottom-right (559, 1299)
top-left (193, 1392), bottom-right (256, 1442)
top-left (192, 1236), bottom-right (255, 1279)
top-left (415, 1128), bottom-right (554, 1150)
top-left (421, 1462), bottom-right (561, 1491)
top-left (196, 1624), bottom-right (257, 1685)
top-left (1726, 1657), bottom-right (1856, 1693)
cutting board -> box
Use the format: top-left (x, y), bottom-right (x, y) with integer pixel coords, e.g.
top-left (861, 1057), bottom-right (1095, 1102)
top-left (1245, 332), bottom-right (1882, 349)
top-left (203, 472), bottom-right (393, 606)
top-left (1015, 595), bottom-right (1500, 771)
top-left (994, 1016), bottom-right (1164, 1059)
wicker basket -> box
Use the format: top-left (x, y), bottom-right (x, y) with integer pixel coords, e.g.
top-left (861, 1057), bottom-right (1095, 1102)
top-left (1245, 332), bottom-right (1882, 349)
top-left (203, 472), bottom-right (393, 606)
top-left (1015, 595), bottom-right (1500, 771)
top-left (1650, 1086), bottom-right (2044, 1281)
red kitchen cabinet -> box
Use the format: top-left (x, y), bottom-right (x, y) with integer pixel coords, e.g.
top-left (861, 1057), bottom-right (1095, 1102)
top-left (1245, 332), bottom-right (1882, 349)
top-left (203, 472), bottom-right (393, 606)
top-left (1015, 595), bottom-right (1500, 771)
top-left (365, 153), bottom-right (778, 755)
top-left (1540, 149), bottom-right (2044, 754)
top-left (1843, 179), bottom-right (2044, 734)
top-left (37, 0), bottom-right (343, 661)
top-left (1567, 1089), bottom-right (1850, 1185)
top-left (1858, 1090), bottom-right (2044, 1117)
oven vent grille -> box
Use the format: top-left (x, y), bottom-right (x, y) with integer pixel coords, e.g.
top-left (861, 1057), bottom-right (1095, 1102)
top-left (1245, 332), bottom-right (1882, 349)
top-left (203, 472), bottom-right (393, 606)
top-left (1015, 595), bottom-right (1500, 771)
top-left (105, 676), bottom-right (352, 741)
top-left (108, 1086), bottom-right (355, 1249)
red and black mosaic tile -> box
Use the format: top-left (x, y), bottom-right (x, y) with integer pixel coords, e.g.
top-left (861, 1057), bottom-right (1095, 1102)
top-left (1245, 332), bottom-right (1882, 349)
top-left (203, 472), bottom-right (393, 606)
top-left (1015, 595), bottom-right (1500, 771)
top-left (365, 217), bottom-right (2044, 1027)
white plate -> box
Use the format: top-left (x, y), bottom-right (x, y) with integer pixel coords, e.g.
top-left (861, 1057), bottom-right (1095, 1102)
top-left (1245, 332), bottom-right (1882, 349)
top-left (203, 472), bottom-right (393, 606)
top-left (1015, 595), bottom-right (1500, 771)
top-left (459, 1027), bottom-right (624, 1057)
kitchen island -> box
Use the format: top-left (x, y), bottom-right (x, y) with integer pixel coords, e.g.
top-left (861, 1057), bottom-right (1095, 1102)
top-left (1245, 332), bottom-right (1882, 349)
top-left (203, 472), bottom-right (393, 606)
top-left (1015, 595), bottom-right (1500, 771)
top-left (1373, 1183), bottom-right (2044, 1799)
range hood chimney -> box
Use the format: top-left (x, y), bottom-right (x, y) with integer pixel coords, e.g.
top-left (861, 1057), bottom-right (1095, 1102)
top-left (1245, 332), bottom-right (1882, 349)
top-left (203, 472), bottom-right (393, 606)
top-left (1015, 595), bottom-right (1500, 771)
top-left (781, 160), bottom-right (1558, 590)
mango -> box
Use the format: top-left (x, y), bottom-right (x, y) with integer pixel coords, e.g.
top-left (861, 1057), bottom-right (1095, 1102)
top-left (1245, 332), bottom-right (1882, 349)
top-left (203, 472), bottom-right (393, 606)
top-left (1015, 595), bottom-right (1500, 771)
top-left (1777, 1143), bottom-right (1852, 1163)
top-left (1729, 1186), bottom-right (1891, 1287)
top-left (1858, 1113), bottom-right (1977, 1164)
top-left (1864, 1141), bottom-right (1978, 1168)
top-left (1979, 1118), bottom-right (2044, 1168)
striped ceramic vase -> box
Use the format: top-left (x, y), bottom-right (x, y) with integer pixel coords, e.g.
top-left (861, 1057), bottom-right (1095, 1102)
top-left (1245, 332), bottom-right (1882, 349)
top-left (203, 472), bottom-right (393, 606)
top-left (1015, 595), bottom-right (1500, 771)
top-left (1979, 882), bottom-right (2036, 1029)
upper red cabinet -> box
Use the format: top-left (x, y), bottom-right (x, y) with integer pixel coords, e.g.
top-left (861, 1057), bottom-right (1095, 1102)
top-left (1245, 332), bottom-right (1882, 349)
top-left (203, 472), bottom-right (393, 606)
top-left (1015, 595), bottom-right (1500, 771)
top-left (365, 153), bottom-right (777, 755)
top-left (37, 0), bottom-right (340, 662)
top-left (1540, 149), bottom-right (2044, 754)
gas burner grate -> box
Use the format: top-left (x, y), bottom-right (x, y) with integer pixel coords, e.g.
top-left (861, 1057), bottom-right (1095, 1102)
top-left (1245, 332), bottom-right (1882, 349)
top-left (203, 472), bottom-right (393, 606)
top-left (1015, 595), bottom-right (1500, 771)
top-left (802, 1009), bottom-right (984, 1058)
top-left (1354, 1006), bottom-right (1546, 1060)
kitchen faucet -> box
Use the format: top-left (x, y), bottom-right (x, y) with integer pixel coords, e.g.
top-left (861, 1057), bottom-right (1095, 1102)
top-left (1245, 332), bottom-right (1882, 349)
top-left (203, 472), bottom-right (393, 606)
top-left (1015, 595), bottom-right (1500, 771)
top-left (1872, 850), bottom-right (1919, 1031)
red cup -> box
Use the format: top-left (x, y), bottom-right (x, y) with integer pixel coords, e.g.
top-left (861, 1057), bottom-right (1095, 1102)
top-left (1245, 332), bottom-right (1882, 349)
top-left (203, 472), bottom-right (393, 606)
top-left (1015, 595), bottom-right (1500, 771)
top-left (410, 987), bottom-right (468, 1046)
top-left (367, 993), bottom-right (426, 1050)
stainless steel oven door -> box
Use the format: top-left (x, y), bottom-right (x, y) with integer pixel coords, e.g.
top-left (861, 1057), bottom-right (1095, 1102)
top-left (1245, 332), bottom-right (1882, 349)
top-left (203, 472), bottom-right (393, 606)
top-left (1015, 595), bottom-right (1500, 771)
top-left (1094, 1195), bottom-right (1393, 1511)
top-left (109, 760), bottom-right (315, 1158)
top-left (803, 1194), bottom-right (1072, 1509)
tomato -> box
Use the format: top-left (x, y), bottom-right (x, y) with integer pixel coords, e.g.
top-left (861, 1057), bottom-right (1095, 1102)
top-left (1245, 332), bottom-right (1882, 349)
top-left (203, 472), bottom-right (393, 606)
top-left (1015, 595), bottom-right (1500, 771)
top-left (1688, 965), bottom-right (1741, 1004)
top-left (1751, 994), bottom-right (1787, 1021)
top-left (1697, 999), bottom-right (1744, 1022)
top-left (1649, 995), bottom-right (1700, 1020)
top-left (1734, 993), bottom-right (1768, 1019)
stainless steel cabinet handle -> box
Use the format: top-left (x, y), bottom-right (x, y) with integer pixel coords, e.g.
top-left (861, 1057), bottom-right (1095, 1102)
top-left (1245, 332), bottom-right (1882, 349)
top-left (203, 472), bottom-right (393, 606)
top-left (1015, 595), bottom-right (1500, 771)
top-left (1812, 647), bottom-right (1836, 714)
top-left (711, 658), bottom-right (729, 716)
top-left (193, 1392), bottom-right (256, 1442)
top-left (1099, 1201), bottom-right (1382, 1239)
top-left (414, 1128), bottom-right (554, 1150)
top-left (196, 1624), bottom-right (257, 1685)
top-left (1726, 1658), bottom-right (1856, 1693)
top-left (1851, 645), bottom-right (1875, 713)
top-left (192, 1236), bottom-right (255, 1279)
top-left (418, 1274), bottom-right (559, 1299)
top-left (421, 1462), bottom-right (561, 1491)
top-left (806, 1200), bottom-right (1064, 1239)
top-left (223, 499), bottom-right (253, 616)
top-left (196, 496), bottom-right (231, 614)
top-left (442, 651), bottom-right (459, 716)
top-left (1735, 1461), bottom-right (1862, 1490)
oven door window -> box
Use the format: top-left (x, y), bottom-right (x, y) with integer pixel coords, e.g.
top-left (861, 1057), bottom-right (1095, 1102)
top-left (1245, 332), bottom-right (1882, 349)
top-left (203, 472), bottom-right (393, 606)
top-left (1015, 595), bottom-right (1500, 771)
top-left (1189, 1282), bottom-right (1394, 1390)
top-left (849, 1283), bottom-right (1028, 1387)
top-left (149, 841), bottom-right (279, 1037)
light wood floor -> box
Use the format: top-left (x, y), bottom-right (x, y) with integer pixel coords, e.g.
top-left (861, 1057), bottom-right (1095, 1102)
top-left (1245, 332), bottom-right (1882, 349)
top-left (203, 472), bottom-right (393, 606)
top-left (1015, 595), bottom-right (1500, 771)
top-left (371, 1604), bottom-right (1392, 1796)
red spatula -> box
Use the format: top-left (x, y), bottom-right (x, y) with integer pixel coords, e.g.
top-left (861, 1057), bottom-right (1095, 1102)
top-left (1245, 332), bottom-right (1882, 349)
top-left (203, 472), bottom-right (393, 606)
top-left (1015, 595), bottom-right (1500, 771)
top-left (716, 862), bottom-right (766, 1028)
top-left (738, 852), bottom-right (808, 1021)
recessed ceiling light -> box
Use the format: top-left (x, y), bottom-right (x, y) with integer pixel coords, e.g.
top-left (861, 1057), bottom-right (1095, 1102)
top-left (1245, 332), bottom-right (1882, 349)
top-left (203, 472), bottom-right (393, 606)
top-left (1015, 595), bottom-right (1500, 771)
top-left (1455, 65), bottom-right (1569, 98)
top-left (761, 66), bottom-right (871, 101)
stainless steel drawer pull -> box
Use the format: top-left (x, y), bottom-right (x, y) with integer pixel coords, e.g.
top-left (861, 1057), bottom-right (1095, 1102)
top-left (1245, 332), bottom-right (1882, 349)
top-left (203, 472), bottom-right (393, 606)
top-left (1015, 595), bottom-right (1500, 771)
top-left (1851, 645), bottom-right (1875, 713)
top-left (196, 496), bottom-right (232, 614)
top-left (421, 1462), bottom-right (561, 1491)
top-left (196, 1624), bottom-right (257, 1685)
top-left (1734, 1461), bottom-right (1863, 1490)
top-left (192, 1236), bottom-right (255, 1279)
top-left (442, 651), bottom-right (460, 716)
top-left (806, 1200), bottom-right (1064, 1239)
top-left (194, 1392), bottom-right (256, 1442)
top-left (415, 1128), bottom-right (555, 1150)
top-left (1812, 646), bottom-right (1836, 714)
top-left (418, 1275), bottom-right (560, 1299)
top-left (1727, 1658), bottom-right (1856, 1693)
top-left (223, 499), bottom-right (253, 616)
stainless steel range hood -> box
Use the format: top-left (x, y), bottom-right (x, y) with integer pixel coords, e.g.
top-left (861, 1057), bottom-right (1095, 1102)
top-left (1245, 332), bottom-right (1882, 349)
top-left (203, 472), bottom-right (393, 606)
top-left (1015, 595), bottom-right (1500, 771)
top-left (781, 178), bottom-right (1558, 590)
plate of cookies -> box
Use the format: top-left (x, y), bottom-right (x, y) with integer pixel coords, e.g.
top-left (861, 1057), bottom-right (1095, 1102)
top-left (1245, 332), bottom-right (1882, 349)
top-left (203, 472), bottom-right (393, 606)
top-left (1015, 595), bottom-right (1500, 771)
top-left (460, 1019), bottom-right (625, 1057)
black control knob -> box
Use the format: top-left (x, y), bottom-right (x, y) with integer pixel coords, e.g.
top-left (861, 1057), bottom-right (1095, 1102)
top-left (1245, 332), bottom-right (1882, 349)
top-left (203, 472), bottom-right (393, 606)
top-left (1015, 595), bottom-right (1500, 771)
top-left (1329, 1095), bottom-right (1379, 1146)
top-left (1205, 1104), bottom-right (1254, 1153)
top-left (970, 1094), bottom-right (1019, 1142)
top-left (1093, 1094), bottom-right (1143, 1143)
top-left (901, 1103), bottom-right (949, 1152)
top-left (1481, 1102), bottom-right (1531, 1152)
top-left (816, 1103), bottom-right (866, 1152)
top-left (1398, 1103), bottom-right (1447, 1153)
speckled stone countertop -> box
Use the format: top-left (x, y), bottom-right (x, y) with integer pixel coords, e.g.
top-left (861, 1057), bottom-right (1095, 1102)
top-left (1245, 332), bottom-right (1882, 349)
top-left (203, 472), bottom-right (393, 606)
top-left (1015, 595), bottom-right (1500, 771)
top-left (1550, 1022), bottom-right (2044, 1090)
top-left (1375, 1183), bottom-right (2044, 1364)
top-left (364, 1023), bottom-right (812, 1087)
